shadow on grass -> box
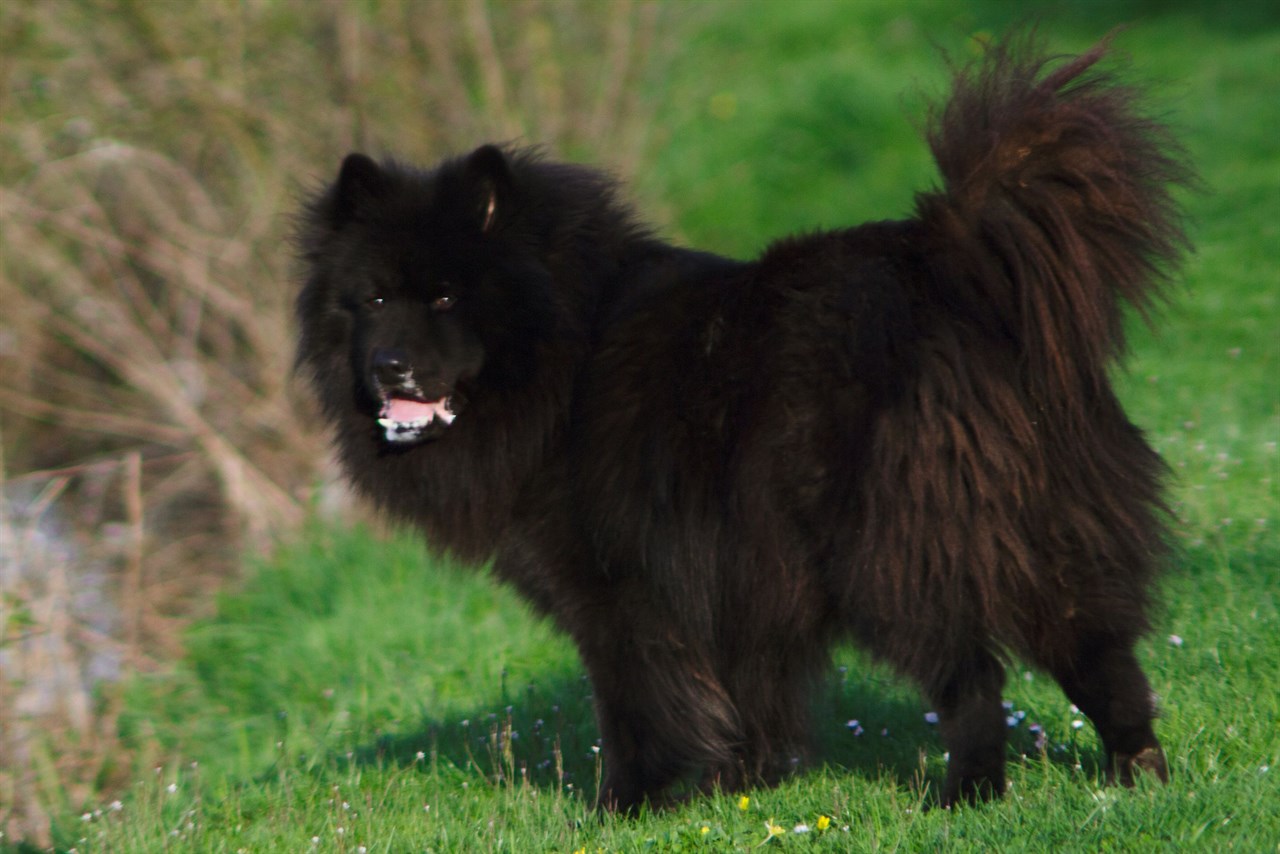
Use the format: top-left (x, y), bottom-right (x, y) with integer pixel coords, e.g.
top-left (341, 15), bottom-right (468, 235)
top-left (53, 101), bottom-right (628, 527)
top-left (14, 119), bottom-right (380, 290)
top-left (332, 657), bottom-right (1101, 810)
top-left (344, 669), bottom-right (604, 796)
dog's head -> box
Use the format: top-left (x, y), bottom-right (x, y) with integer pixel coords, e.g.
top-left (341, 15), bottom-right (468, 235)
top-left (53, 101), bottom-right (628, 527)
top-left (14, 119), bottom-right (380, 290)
top-left (297, 145), bottom-right (553, 448)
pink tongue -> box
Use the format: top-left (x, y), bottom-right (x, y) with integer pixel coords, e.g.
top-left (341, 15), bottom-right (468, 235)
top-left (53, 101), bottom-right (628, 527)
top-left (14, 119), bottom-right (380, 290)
top-left (384, 398), bottom-right (441, 422)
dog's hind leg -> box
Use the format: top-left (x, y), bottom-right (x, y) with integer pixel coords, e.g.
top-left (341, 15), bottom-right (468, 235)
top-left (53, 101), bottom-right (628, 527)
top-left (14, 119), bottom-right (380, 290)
top-left (923, 647), bottom-right (1009, 807)
top-left (1040, 631), bottom-right (1168, 787)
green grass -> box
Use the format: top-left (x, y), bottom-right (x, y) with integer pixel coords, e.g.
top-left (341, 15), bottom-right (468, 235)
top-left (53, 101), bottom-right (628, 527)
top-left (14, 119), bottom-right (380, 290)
top-left (66, 528), bottom-right (1279, 852)
top-left (41, 1), bottom-right (1280, 851)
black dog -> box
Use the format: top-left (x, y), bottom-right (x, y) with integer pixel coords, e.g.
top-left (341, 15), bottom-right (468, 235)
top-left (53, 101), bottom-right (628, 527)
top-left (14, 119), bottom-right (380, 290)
top-left (295, 34), bottom-right (1191, 810)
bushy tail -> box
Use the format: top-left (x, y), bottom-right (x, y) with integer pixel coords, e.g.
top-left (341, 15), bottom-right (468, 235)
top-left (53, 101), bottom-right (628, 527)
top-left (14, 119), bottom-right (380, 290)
top-left (915, 33), bottom-right (1193, 399)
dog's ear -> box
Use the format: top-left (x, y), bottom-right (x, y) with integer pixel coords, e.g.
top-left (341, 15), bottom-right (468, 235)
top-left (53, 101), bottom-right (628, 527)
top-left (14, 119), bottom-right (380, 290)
top-left (332, 153), bottom-right (386, 224)
top-left (464, 144), bottom-right (512, 233)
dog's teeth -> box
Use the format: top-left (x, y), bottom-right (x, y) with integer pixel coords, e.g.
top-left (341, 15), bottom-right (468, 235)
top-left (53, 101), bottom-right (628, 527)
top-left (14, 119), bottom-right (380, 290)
top-left (377, 398), bottom-right (455, 442)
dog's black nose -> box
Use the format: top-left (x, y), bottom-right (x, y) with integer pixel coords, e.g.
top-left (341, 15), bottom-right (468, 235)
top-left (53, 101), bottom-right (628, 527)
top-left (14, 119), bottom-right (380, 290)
top-left (372, 348), bottom-right (412, 388)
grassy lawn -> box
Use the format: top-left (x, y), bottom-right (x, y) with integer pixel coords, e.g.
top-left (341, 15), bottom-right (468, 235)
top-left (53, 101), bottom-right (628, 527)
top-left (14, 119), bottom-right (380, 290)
top-left (44, 1), bottom-right (1278, 851)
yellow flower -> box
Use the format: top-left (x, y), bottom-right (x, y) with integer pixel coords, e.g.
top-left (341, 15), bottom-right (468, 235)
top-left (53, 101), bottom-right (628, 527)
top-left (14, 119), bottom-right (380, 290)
top-left (700, 825), bottom-right (710, 836)
top-left (764, 818), bottom-right (786, 840)
top-left (738, 795), bottom-right (750, 811)
top-left (816, 815), bottom-right (831, 831)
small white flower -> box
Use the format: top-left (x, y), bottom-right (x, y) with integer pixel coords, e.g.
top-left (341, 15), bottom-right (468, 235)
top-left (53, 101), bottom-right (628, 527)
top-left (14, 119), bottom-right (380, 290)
top-left (415, 751), bottom-right (426, 761)
top-left (166, 783), bottom-right (178, 794)
top-left (793, 823), bottom-right (811, 833)
top-left (924, 711), bottom-right (939, 724)
top-left (110, 801), bottom-right (123, 812)
top-left (1169, 634), bottom-right (1184, 647)
top-left (1071, 719), bottom-right (1085, 730)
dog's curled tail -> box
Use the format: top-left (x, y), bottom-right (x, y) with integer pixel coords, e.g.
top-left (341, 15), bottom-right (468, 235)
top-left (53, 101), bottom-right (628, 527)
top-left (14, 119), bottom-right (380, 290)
top-left (916, 33), bottom-right (1193, 397)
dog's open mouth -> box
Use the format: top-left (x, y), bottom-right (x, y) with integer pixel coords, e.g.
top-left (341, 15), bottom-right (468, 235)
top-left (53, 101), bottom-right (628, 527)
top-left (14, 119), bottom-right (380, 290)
top-left (377, 395), bottom-right (456, 444)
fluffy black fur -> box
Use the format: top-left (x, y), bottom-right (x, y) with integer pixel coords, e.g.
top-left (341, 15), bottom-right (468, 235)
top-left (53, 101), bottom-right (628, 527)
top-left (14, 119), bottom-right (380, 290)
top-left (294, 35), bottom-right (1192, 811)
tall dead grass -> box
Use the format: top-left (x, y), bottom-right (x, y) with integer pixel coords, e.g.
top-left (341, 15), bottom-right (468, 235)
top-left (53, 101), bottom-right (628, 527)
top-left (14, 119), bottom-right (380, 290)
top-left (0, 0), bottom-right (669, 843)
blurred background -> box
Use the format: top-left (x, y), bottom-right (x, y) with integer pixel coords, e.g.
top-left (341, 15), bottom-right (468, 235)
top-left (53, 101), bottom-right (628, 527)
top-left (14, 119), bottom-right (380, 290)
top-left (1, 0), bottom-right (1276, 846)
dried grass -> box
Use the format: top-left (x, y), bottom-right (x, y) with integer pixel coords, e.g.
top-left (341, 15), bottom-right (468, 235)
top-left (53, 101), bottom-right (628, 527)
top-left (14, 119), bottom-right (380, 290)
top-left (0, 0), bottom-right (670, 842)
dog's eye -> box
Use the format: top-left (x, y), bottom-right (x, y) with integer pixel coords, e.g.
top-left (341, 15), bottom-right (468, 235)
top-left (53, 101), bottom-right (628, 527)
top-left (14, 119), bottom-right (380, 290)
top-left (431, 295), bottom-right (455, 312)
top-left (367, 296), bottom-right (385, 308)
